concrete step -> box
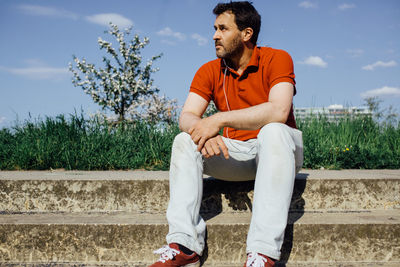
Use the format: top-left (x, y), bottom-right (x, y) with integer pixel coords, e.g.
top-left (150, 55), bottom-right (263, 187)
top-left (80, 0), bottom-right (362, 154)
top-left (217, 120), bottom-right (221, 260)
top-left (0, 170), bottom-right (399, 214)
top-left (2, 263), bottom-right (400, 267)
top-left (0, 210), bottom-right (399, 265)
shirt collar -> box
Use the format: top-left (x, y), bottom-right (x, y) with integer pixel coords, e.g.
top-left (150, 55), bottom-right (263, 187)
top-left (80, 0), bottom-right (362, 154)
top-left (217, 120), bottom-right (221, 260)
top-left (220, 46), bottom-right (260, 71)
top-left (247, 46), bottom-right (260, 68)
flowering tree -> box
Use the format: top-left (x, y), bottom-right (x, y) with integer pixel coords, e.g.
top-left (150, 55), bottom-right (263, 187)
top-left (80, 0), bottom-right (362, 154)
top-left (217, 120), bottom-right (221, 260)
top-left (69, 23), bottom-right (164, 122)
top-left (127, 94), bottom-right (178, 124)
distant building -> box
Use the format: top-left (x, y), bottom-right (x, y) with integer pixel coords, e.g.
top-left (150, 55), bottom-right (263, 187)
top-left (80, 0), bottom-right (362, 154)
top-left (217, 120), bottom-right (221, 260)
top-left (294, 104), bottom-right (372, 121)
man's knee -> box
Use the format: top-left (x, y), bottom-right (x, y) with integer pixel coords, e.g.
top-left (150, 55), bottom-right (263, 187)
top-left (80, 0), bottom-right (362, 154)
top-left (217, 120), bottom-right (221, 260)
top-left (174, 132), bottom-right (191, 143)
top-left (257, 123), bottom-right (295, 150)
top-left (258, 123), bottom-right (288, 140)
top-left (172, 132), bottom-right (195, 151)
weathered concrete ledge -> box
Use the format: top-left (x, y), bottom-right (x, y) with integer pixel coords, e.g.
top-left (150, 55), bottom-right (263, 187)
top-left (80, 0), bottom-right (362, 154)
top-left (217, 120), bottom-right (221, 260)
top-left (0, 170), bottom-right (399, 213)
top-left (2, 262), bottom-right (400, 267)
top-left (1, 169), bottom-right (400, 180)
top-left (1, 170), bottom-right (399, 266)
top-left (0, 211), bottom-right (398, 264)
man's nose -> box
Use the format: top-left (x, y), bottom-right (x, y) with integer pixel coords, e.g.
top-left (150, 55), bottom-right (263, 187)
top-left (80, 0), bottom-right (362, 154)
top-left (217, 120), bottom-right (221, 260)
top-left (213, 30), bottom-right (220, 40)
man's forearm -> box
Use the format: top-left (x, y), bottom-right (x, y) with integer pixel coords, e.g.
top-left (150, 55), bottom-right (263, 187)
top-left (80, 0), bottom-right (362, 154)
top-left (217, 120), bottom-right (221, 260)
top-left (213, 101), bottom-right (290, 131)
top-left (181, 100), bottom-right (289, 135)
top-left (179, 111), bottom-right (202, 133)
top-left (210, 82), bottom-right (293, 131)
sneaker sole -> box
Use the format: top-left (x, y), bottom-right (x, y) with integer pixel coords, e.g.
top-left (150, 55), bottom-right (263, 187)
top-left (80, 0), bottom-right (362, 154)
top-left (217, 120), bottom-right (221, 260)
top-left (182, 260), bottom-right (200, 267)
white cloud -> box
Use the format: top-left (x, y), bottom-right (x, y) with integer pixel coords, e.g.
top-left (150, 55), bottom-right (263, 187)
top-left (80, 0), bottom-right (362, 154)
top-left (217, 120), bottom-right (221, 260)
top-left (157, 27), bottom-right (186, 41)
top-left (17, 4), bottom-right (78, 20)
top-left (299, 1), bottom-right (317, 9)
top-left (0, 117), bottom-right (6, 125)
top-left (17, 5), bottom-right (133, 28)
top-left (346, 49), bottom-right (364, 58)
top-left (361, 86), bottom-right (400, 98)
top-left (0, 60), bottom-right (69, 80)
top-left (338, 3), bottom-right (356, 10)
top-left (299, 56), bottom-right (327, 68)
top-left (17, 5), bottom-right (134, 29)
top-left (2, 67), bottom-right (69, 80)
top-left (161, 39), bottom-right (177, 46)
top-left (85, 13), bottom-right (133, 28)
top-left (362, 60), bottom-right (397, 71)
top-left (191, 33), bottom-right (208, 46)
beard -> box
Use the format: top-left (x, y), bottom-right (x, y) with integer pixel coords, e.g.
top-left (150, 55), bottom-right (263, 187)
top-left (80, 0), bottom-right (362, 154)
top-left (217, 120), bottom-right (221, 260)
top-left (215, 34), bottom-right (244, 59)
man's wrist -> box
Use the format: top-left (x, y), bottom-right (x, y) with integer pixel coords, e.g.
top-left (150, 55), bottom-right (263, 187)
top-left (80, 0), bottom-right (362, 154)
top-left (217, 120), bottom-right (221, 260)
top-left (212, 111), bottom-right (227, 129)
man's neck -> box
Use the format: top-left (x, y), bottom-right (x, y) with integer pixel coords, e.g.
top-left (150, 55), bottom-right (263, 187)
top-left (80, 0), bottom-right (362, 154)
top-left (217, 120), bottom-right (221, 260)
top-left (228, 43), bottom-right (255, 75)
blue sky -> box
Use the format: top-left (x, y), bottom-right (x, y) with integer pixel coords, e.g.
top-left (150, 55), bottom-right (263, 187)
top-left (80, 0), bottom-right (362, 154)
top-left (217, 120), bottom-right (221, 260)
top-left (0, 0), bottom-right (399, 128)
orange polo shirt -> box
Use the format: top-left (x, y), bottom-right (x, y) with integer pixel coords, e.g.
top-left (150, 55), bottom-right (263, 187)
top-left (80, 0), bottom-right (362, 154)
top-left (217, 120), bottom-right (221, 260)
top-left (190, 46), bottom-right (297, 141)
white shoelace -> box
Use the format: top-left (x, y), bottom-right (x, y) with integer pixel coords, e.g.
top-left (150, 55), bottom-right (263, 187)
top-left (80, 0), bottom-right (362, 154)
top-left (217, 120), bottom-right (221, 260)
top-left (246, 252), bottom-right (268, 267)
top-left (153, 245), bottom-right (180, 263)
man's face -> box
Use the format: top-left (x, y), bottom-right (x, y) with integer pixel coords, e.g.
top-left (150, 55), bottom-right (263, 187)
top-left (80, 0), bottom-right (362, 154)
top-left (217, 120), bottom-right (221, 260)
top-left (213, 12), bottom-right (244, 59)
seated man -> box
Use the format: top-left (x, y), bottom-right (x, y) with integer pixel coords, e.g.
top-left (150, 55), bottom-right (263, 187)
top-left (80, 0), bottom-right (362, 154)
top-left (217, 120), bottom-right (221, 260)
top-left (149, 1), bottom-right (303, 266)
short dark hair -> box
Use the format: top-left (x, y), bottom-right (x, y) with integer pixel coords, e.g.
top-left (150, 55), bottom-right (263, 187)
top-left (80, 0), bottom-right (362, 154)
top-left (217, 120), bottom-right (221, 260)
top-left (213, 1), bottom-right (261, 45)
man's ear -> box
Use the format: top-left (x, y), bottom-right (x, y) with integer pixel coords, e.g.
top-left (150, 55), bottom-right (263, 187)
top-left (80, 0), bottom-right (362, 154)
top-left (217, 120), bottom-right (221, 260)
top-left (242, 27), bottom-right (253, 42)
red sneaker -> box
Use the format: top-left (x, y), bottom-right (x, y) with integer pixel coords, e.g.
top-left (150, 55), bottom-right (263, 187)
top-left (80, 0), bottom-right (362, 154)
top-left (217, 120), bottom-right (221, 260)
top-left (148, 243), bottom-right (200, 267)
top-left (244, 252), bottom-right (276, 267)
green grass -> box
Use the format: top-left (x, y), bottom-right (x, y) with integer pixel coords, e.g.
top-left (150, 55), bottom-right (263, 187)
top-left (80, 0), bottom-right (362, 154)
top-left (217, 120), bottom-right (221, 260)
top-left (0, 113), bottom-right (399, 170)
top-left (0, 113), bottom-right (180, 170)
top-left (298, 115), bottom-right (400, 169)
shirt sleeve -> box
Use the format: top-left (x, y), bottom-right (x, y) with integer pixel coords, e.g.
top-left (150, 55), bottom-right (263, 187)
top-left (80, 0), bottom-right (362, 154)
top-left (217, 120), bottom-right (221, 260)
top-left (268, 49), bottom-right (296, 95)
top-left (189, 62), bottom-right (215, 102)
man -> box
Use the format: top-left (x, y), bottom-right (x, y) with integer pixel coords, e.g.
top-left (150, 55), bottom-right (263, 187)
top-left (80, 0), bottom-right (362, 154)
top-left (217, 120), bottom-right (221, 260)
top-left (149, 1), bottom-right (303, 267)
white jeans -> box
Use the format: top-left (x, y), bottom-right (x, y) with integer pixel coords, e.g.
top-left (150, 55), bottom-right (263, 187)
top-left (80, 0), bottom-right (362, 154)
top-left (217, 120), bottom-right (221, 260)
top-left (166, 123), bottom-right (303, 260)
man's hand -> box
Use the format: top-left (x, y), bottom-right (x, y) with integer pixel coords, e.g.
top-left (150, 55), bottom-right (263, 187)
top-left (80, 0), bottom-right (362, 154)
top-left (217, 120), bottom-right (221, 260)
top-left (188, 115), bottom-right (221, 152)
top-left (201, 135), bottom-right (229, 159)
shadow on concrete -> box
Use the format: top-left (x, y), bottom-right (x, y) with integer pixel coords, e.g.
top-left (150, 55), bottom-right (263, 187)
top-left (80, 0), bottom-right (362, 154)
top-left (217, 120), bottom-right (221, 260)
top-left (199, 172), bottom-right (310, 266)
top-left (200, 178), bottom-right (254, 221)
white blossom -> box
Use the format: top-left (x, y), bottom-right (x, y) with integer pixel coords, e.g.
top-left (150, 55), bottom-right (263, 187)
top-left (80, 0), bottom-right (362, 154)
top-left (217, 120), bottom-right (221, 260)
top-left (69, 23), bottom-right (171, 123)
